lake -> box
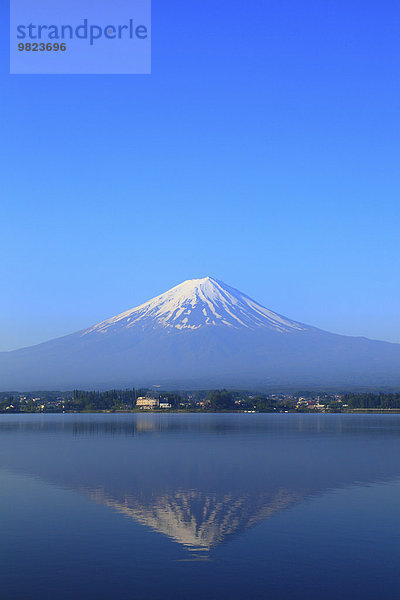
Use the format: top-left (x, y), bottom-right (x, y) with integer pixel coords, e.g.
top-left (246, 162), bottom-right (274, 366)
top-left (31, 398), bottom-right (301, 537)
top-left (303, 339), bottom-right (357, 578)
top-left (1, 413), bottom-right (400, 599)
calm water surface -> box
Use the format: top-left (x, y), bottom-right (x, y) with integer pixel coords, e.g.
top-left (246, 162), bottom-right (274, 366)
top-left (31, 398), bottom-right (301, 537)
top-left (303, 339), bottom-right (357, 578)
top-left (1, 413), bottom-right (400, 599)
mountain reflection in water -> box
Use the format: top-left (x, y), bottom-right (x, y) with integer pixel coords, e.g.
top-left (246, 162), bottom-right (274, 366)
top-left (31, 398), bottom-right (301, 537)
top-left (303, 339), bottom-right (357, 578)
top-left (1, 414), bottom-right (400, 557)
top-left (88, 488), bottom-right (303, 553)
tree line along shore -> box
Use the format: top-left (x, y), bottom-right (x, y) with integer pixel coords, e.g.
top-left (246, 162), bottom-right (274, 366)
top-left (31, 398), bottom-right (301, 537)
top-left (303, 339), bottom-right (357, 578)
top-left (1, 389), bottom-right (400, 413)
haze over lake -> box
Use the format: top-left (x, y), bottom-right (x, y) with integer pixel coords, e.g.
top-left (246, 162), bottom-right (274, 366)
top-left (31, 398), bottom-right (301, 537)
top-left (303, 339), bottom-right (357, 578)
top-left (1, 413), bottom-right (400, 599)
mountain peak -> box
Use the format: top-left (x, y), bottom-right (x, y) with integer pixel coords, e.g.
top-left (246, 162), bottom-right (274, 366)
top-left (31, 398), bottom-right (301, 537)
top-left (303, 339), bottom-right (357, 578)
top-left (83, 277), bottom-right (307, 336)
top-left (3, 278), bottom-right (400, 390)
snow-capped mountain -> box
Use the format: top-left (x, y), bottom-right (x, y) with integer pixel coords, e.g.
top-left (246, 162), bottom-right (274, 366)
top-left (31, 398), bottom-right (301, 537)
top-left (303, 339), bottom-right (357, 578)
top-left (83, 277), bottom-right (307, 335)
top-left (1, 276), bottom-right (400, 390)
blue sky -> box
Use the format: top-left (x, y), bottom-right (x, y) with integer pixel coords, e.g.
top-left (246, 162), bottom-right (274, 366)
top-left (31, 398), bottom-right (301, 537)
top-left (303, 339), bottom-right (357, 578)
top-left (1, 0), bottom-right (400, 350)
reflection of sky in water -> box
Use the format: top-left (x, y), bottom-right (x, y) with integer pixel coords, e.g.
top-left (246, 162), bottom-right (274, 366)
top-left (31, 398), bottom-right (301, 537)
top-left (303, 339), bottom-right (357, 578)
top-left (1, 414), bottom-right (400, 599)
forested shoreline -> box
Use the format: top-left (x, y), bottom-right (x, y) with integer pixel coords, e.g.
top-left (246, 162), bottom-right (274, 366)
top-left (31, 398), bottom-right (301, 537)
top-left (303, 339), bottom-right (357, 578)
top-left (1, 389), bottom-right (400, 413)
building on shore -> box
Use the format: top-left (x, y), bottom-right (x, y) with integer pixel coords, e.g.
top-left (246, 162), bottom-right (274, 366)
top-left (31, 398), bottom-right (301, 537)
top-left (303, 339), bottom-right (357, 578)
top-left (159, 402), bottom-right (172, 409)
top-left (136, 397), bottom-right (160, 410)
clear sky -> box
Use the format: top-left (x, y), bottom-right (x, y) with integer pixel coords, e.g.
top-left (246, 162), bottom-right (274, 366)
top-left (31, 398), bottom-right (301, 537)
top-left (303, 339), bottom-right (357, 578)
top-left (1, 0), bottom-right (400, 351)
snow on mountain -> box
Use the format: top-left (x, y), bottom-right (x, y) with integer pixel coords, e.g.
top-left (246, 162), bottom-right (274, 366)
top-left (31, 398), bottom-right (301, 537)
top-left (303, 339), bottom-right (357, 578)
top-left (1, 276), bottom-right (400, 390)
top-left (82, 277), bottom-right (307, 336)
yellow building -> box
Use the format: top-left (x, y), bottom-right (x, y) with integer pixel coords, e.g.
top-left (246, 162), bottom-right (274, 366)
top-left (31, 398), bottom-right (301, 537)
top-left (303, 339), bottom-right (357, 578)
top-left (136, 397), bottom-right (159, 410)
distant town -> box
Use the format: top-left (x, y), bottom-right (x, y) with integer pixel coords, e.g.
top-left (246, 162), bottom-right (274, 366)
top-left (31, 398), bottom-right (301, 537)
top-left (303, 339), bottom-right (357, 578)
top-left (1, 389), bottom-right (400, 413)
